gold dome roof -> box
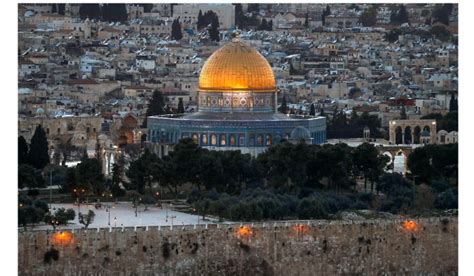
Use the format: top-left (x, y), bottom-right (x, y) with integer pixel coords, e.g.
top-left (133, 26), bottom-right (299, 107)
top-left (198, 40), bottom-right (276, 92)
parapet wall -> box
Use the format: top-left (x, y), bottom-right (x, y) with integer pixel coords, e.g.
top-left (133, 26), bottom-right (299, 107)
top-left (18, 217), bottom-right (458, 275)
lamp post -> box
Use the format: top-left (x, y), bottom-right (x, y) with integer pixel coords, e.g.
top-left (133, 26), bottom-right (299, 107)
top-left (49, 169), bottom-right (53, 210)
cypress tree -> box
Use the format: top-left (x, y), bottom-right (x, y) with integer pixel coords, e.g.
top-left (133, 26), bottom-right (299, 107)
top-left (209, 15), bottom-right (220, 41)
top-left (400, 105), bottom-right (407, 119)
top-left (27, 125), bottom-right (50, 169)
top-left (449, 92), bottom-right (457, 112)
top-left (171, 19), bottom-right (183, 40)
top-left (143, 90), bottom-right (166, 127)
top-left (309, 103), bottom-right (316, 116)
top-left (279, 95), bottom-right (288, 114)
top-left (18, 136), bottom-right (29, 165)
top-left (197, 10), bottom-right (204, 30)
top-left (177, 98), bottom-right (185, 113)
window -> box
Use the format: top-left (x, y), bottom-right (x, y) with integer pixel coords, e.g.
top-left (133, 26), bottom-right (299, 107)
top-left (57, 128), bottom-right (61, 134)
top-left (192, 133), bottom-right (198, 144)
top-left (220, 134), bottom-right (226, 146)
top-left (201, 134), bottom-right (208, 145)
top-left (86, 127), bottom-right (90, 133)
top-left (230, 135), bottom-right (235, 146)
top-left (249, 134), bottom-right (255, 146)
top-left (211, 134), bottom-right (217, 145)
top-left (266, 134), bottom-right (271, 146)
top-left (257, 135), bottom-right (263, 146)
top-left (239, 134), bottom-right (245, 146)
top-left (46, 128), bottom-right (49, 134)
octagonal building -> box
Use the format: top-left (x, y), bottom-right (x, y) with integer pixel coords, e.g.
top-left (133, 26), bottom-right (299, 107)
top-left (147, 37), bottom-right (326, 156)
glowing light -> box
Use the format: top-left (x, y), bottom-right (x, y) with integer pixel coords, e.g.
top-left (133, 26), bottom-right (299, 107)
top-left (292, 224), bottom-right (310, 235)
top-left (51, 231), bottom-right (73, 246)
top-left (236, 226), bottom-right (253, 238)
top-left (402, 220), bottom-right (419, 232)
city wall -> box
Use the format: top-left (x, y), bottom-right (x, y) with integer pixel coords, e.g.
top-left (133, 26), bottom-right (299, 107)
top-left (18, 217), bottom-right (458, 275)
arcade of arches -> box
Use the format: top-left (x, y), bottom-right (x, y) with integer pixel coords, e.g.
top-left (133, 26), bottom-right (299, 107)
top-left (389, 119), bottom-right (437, 145)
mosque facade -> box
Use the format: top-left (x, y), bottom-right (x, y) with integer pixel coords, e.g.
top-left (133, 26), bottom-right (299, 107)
top-left (147, 37), bottom-right (326, 156)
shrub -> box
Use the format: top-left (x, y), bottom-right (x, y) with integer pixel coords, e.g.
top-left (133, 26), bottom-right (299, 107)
top-left (434, 188), bottom-right (458, 210)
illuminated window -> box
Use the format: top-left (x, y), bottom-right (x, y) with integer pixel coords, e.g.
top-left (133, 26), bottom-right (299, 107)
top-left (220, 134), bottom-right (226, 146)
top-left (192, 133), bottom-right (198, 144)
top-left (230, 135), bottom-right (235, 146)
top-left (257, 135), bottom-right (263, 146)
top-left (266, 134), bottom-right (271, 146)
top-left (207, 96), bottom-right (211, 107)
top-left (202, 134), bottom-right (208, 145)
top-left (211, 134), bottom-right (217, 145)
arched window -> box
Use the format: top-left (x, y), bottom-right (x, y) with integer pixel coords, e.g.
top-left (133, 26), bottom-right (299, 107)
top-left (266, 134), bottom-right (271, 146)
top-left (201, 134), bottom-right (208, 145)
top-left (257, 135), bottom-right (263, 146)
top-left (211, 134), bottom-right (217, 145)
top-left (230, 135), bottom-right (236, 146)
top-left (192, 133), bottom-right (198, 144)
top-left (220, 134), bottom-right (226, 146)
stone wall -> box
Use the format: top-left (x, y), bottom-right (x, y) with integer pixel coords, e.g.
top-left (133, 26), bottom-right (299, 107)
top-left (18, 217), bottom-right (458, 275)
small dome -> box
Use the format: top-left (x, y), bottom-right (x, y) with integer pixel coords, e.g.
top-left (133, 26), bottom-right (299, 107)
top-left (36, 108), bottom-right (45, 114)
top-left (199, 39), bottom-right (276, 92)
top-left (290, 127), bottom-right (311, 140)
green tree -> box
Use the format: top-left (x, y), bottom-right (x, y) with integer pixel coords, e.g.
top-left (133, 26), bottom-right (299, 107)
top-left (101, 4), bottom-right (128, 22)
top-left (385, 28), bottom-right (402, 42)
top-left (278, 95), bottom-right (288, 114)
top-left (75, 156), bottom-right (104, 197)
top-left (209, 15), bottom-right (220, 41)
top-left (111, 163), bottom-right (126, 199)
top-left (309, 103), bottom-right (316, 116)
top-left (197, 10), bottom-right (204, 30)
top-left (28, 125), bottom-right (50, 169)
top-left (78, 210), bottom-right (95, 228)
top-left (390, 5), bottom-right (409, 25)
top-left (79, 4), bottom-right (101, 20)
top-left (18, 164), bottom-right (45, 189)
top-left (44, 208), bottom-right (76, 230)
top-left (143, 90), bottom-right (166, 127)
top-left (126, 149), bottom-right (161, 193)
top-left (353, 143), bottom-right (389, 192)
top-left (177, 98), bottom-right (185, 113)
top-left (359, 6), bottom-right (378, 27)
top-left (18, 136), bottom-right (29, 165)
top-left (400, 105), bottom-right (407, 119)
top-left (259, 19), bottom-right (268, 31)
top-left (322, 5), bottom-right (331, 26)
top-left (432, 4), bottom-right (453, 26)
top-left (449, 92), bottom-right (458, 112)
top-left (171, 19), bottom-right (183, 40)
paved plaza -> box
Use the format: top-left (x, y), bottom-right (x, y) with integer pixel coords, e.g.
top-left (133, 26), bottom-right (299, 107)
top-left (31, 202), bottom-right (223, 230)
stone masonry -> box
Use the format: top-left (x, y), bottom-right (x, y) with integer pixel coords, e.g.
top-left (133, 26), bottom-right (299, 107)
top-left (18, 217), bottom-right (458, 275)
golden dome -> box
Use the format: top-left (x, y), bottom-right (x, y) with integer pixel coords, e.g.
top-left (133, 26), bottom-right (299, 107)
top-left (199, 40), bottom-right (276, 93)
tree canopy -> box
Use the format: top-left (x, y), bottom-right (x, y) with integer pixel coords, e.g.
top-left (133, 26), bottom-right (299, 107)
top-left (27, 125), bottom-right (50, 169)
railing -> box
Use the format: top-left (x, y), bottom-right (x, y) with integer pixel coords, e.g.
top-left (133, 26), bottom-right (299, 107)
top-left (19, 215), bottom-right (456, 234)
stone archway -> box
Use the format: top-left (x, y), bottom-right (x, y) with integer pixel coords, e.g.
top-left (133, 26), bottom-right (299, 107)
top-left (395, 127), bottom-right (402, 144)
top-left (413, 126), bottom-right (421, 144)
top-left (389, 119), bottom-right (437, 145)
top-left (404, 126), bottom-right (412, 144)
